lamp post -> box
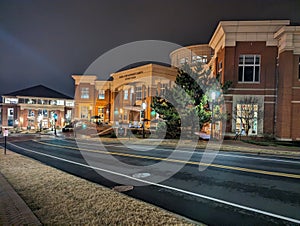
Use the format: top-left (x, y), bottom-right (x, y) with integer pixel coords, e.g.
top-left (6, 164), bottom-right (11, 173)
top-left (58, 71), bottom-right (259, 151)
top-left (53, 113), bottom-right (58, 136)
top-left (142, 102), bottom-right (146, 138)
top-left (211, 91), bottom-right (216, 140)
top-left (37, 114), bottom-right (43, 132)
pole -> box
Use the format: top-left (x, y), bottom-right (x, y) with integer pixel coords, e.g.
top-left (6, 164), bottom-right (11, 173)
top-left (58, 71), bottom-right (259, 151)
top-left (4, 136), bottom-right (6, 155)
top-left (211, 100), bottom-right (214, 140)
top-left (142, 120), bottom-right (145, 138)
top-left (54, 119), bottom-right (57, 136)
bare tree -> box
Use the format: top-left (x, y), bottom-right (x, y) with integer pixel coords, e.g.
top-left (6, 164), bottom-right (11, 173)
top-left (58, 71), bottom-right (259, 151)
top-left (232, 96), bottom-right (263, 136)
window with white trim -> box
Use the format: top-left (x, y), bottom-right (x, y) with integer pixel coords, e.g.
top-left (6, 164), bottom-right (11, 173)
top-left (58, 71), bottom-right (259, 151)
top-left (192, 55), bottom-right (207, 63)
top-left (81, 87), bottom-right (89, 99)
top-left (160, 83), bottom-right (168, 96)
top-left (98, 90), bottom-right (105, 99)
top-left (57, 100), bottom-right (64, 106)
top-left (238, 55), bottom-right (260, 83)
top-left (124, 90), bottom-right (128, 100)
top-left (136, 86), bottom-right (142, 100)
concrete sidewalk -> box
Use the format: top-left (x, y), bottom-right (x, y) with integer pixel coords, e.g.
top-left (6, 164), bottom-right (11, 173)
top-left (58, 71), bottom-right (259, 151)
top-left (0, 166), bottom-right (41, 225)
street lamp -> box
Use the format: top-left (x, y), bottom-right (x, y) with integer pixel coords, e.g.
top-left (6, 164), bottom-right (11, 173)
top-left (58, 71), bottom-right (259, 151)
top-left (53, 113), bottom-right (58, 136)
top-left (211, 91), bottom-right (216, 140)
top-left (142, 102), bottom-right (146, 138)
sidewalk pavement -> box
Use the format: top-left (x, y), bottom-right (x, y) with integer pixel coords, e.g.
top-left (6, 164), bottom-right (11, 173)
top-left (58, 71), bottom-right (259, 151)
top-left (0, 167), bottom-right (41, 225)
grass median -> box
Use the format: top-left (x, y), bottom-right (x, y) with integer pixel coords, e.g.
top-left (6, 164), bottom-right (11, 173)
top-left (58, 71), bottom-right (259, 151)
top-left (0, 150), bottom-right (198, 225)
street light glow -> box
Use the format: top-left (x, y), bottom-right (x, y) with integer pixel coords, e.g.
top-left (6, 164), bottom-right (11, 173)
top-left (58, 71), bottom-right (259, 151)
top-left (211, 91), bottom-right (216, 101)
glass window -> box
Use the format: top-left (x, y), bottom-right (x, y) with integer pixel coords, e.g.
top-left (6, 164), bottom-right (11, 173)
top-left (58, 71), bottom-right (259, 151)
top-left (179, 57), bottom-right (189, 65)
top-left (130, 88), bottom-right (134, 101)
top-left (81, 87), bottom-right (89, 99)
top-left (192, 55), bottom-right (207, 63)
top-left (98, 90), bottom-right (105, 99)
top-left (42, 100), bottom-right (49, 105)
top-left (160, 83), bottom-right (168, 96)
top-left (238, 55), bottom-right (260, 83)
top-left (4, 98), bottom-right (18, 104)
top-left (124, 90), bottom-right (128, 100)
top-left (28, 110), bottom-right (35, 117)
top-left (235, 104), bottom-right (258, 135)
top-left (30, 99), bottom-right (37, 104)
top-left (57, 100), bottom-right (64, 105)
top-left (136, 86), bottom-right (142, 100)
top-left (66, 110), bottom-right (72, 121)
top-left (80, 106), bottom-right (88, 119)
top-left (66, 100), bottom-right (74, 107)
top-left (50, 100), bottom-right (57, 105)
top-left (7, 108), bottom-right (14, 126)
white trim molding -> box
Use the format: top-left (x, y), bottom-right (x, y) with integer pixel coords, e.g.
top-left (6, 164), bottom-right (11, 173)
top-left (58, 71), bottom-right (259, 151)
top-left (228, 88), bottom-right (276, 91)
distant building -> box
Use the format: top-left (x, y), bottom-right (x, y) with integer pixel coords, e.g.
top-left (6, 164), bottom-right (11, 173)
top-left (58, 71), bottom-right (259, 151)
top-left (72, 64), bottom-right (177, 125)
top-left (0, 85), bottom-right (74, 131)
top-left (73, 20), bottom-right (300, 141)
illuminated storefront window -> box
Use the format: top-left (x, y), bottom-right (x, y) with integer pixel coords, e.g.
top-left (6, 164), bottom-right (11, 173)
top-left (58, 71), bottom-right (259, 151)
top-left (98, 90), bottom-right (105, 99)
top-left (235, 104), bottom-right (258, 135)
top-left (7, 108), bottom-right (14, 126)
top-left (80, 106), bottom-right (88, 119)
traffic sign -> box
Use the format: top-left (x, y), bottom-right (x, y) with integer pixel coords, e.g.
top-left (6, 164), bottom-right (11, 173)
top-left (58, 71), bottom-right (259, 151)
top-left (3, 129), bottom-right (8, 137)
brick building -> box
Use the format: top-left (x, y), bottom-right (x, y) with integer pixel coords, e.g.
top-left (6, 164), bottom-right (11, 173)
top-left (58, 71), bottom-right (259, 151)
top-left (73, 20), bottom-right (300, 141)
top-left (207, 20), bottom-right (300, 141)
top-left (0, 85), bottom-right (74, 131)
top-left (72, 64), bottom-right (177, 127)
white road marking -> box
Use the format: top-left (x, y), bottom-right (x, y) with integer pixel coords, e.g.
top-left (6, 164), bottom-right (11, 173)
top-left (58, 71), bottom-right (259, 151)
top-left (58, 139), bottom-right (300, 165)
top-left (8, 142), bottom-right (300, 224)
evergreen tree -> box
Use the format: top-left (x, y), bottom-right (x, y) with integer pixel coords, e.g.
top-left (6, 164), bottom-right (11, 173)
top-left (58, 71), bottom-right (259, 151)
top-left (152, 62), bottom-right (230, 139)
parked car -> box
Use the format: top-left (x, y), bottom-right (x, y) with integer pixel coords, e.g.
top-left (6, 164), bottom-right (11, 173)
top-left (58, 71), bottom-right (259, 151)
top-left (62, 124), bottom-right (74, 132)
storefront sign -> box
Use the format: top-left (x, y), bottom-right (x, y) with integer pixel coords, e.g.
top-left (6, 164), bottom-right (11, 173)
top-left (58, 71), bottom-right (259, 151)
top-left (119, 71), bottom-right (143, 81)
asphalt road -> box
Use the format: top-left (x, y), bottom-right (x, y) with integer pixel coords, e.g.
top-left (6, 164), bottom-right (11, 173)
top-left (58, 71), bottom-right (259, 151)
top-left (2, 137), bottom-right (300, 225)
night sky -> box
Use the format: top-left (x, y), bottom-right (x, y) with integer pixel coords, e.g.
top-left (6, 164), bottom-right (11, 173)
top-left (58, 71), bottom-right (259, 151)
top-left (0, 0), bottom-right (299, 98)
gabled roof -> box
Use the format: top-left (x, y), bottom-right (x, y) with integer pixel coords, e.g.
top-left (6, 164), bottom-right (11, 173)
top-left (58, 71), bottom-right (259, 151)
top-left (3, 85), bottom-right (73, 99)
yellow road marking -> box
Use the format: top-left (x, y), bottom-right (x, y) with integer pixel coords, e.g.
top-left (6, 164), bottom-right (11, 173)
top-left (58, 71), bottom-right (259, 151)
top-left (34, 140), bottom-right (300, 179)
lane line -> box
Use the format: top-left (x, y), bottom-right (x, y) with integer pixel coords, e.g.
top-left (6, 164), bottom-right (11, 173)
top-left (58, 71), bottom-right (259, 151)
top-left (34, 140), bottom-right (300, 179)
top-left (8, 142), bottom-right (300, 224)
top-left (62, 139), bottom-right (300, 164)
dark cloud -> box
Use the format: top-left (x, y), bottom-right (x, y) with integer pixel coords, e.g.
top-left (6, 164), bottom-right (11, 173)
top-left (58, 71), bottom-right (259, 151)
top-left (0, 0), bottom-right (299, 97)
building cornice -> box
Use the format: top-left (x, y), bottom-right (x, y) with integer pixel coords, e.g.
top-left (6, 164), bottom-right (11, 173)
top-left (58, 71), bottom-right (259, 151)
top-left (209, 20), bottom-right (290, 53)
top-left (72, 75), bottom-right (97, 85)
top-left (274, 26), bottom-right (300, 54)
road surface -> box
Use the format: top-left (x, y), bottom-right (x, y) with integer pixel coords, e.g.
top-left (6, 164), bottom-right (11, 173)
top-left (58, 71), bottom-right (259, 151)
top-left (2, 137), bottom-right (300, 225)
